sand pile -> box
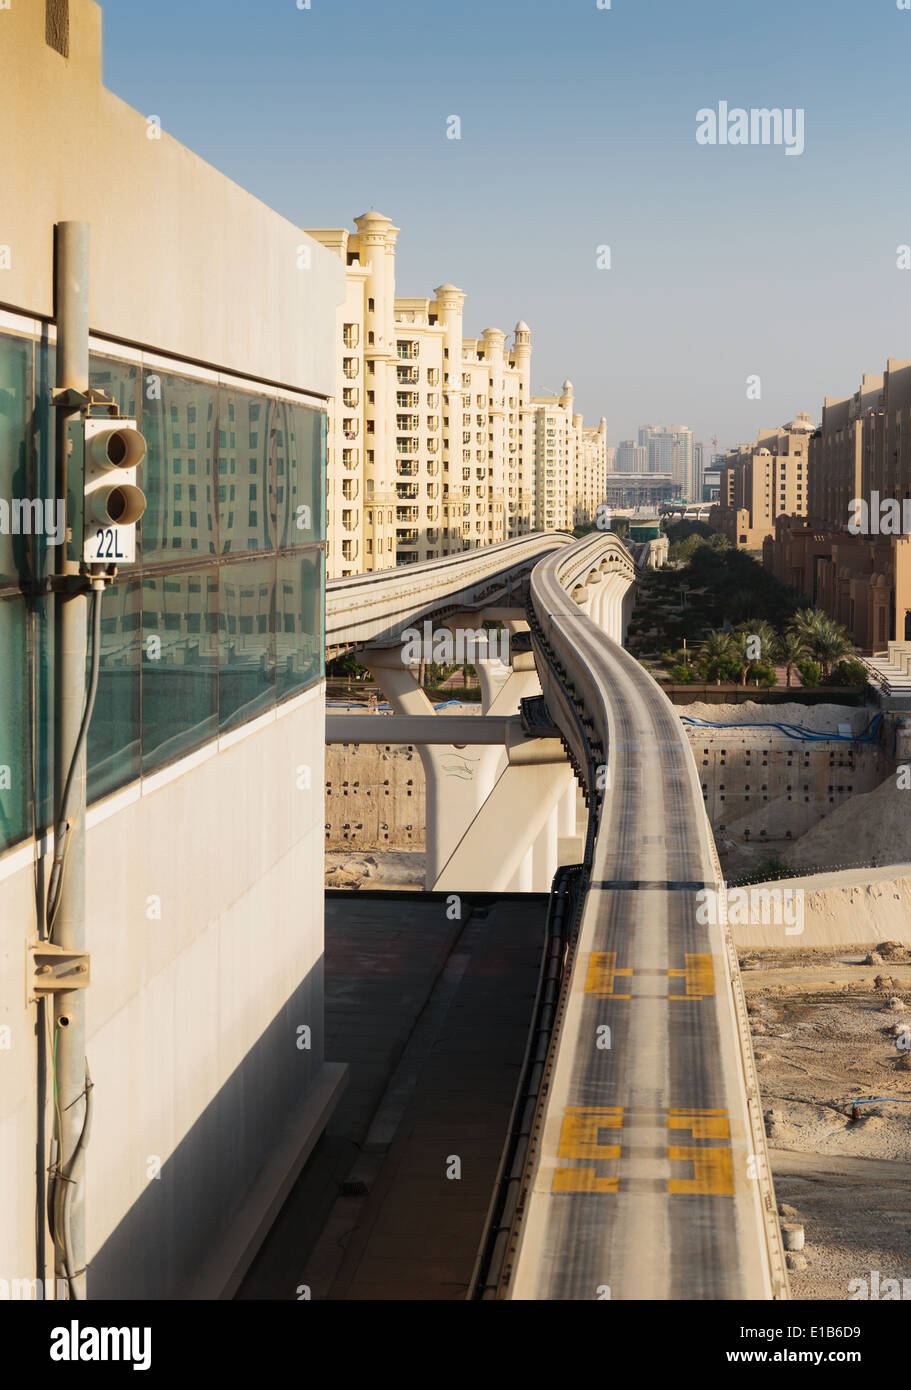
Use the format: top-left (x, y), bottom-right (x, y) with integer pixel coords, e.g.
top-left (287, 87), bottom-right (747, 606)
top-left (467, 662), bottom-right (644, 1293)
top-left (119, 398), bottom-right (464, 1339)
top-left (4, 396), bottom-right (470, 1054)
top-left (785, 774), bottom-right (909, 871)
top-left (681, 701), bottom-right (871, 735)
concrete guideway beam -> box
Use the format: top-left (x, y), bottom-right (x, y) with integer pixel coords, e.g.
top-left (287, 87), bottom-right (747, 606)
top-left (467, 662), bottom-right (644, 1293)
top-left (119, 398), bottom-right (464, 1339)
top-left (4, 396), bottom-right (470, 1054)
top-left (499, 531), bottom-right (788, 1302)
top-left (326, 531), bottom-right (573, 657)
top-left (325, 713), bottom-right (563, 761)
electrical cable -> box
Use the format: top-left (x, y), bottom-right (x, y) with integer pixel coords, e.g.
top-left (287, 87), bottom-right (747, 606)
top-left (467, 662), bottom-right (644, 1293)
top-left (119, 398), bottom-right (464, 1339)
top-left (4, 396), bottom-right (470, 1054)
top-left (680, 712), bottom-right (883, 744)
top-left (46, 585), bottom-right (103, 938)
top-left (44, 580), bottom-right (104, 1294)
top-left (58, 1058), bottom-right (93, 1300)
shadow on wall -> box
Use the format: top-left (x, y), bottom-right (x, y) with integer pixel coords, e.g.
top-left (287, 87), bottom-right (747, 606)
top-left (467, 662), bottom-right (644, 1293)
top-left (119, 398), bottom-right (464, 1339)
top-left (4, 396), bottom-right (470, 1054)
top-left (88, 958), bottom-right (323, 1300)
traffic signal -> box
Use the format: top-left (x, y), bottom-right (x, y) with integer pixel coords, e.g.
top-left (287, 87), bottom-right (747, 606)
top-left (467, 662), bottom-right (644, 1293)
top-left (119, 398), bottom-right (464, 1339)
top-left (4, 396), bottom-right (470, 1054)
top-left (82, 417), bottom-right (147, 564)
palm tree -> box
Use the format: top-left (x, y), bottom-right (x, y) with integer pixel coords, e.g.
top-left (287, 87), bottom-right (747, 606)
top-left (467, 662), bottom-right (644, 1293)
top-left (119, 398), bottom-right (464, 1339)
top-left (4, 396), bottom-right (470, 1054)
top-left (789, 607), bottom-right (826, 648)
top-left (788, 609), bottom-right (854, 681)
top-left (729, 632), bottom-right (756, 686)
top-left (697, 629), bottom-right (735, 683)
top-left (812, 618), bottom-right (855, 682)
top-left (736, 619), bottom-right (777, 666)
top-left (775, 630), bottom-right (808, 688)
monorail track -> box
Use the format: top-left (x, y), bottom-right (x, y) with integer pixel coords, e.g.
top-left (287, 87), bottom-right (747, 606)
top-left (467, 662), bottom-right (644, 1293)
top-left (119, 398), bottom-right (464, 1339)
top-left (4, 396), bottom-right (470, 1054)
top-left (498, 535), bottom-right (788, 1301)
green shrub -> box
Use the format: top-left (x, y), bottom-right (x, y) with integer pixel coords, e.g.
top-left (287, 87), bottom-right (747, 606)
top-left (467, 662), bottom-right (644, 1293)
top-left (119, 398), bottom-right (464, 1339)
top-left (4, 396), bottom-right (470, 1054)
top-left (796, 659), bottom-right (821, 688)
top-left (827, 658), bottom-right (868, 687)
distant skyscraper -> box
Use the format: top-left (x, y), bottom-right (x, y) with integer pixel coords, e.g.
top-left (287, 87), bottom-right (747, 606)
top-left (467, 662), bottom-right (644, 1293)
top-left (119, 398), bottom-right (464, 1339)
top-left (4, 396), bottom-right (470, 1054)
top-left (643, 425), bottom-right (696, 496)
top-left (617, 440), bottom-right (647, 473)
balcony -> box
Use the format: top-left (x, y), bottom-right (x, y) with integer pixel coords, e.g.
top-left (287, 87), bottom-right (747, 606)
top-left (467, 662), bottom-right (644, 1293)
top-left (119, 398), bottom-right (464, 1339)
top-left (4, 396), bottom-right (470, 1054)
top-left (343, 419), bottom-right (359, 439)
top-left (397, 367), bottom-right (419, 385)
top-left (427, 369), bottom-right (440, 386)
top-left (343, 387), bottom-right (359, 409)
top-left (341, 539), bottom-right (358, 561)
top-left (397, 507), bottom-right (419, 523)
top-left (397, 528), bottom-right (419, 543)
top-left (342, 448), bottom-right (359, 470)
top-left (396, 439), bottom-right (419, 456)
top-left (397, 461), bottom-right (418, 477)
top-left (342, 358), bottom-right (358, 380)
top-left (396, 483), bottom-right (418, 500)
top-left (396, 341), bottom-right (419, 360)
top-left (341, 511), bottom-right (357, 532)
top-left (397, 392), bottom-right (419, 408)
top-left (396, 415), bottom-right (420, 432)
top-left (427, 439), bottom-right (439, 453)
top-left (343, 325), bottom-right (360, 350)
top-left (342, 479), bottom-right (359, 501)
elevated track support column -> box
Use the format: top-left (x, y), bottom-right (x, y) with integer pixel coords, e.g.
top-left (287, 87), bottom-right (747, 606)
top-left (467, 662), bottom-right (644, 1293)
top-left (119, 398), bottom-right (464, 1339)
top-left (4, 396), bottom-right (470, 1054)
top-left (357, 644), bottom-right (575, 892)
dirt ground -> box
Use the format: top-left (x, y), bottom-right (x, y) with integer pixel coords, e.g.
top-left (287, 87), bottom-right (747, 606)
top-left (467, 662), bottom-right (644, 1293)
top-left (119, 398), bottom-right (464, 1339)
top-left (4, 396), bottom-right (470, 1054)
top-left (325, 848), bottom-right (425, 890)
top-left (742, 942), bottom-right (911, 1299)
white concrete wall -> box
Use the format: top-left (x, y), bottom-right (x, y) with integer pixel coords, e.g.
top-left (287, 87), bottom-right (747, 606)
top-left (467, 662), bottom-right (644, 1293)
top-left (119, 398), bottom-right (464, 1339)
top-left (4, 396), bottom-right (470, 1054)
top-left (0, 0), bottom-right (344, 1298)
top-left (0, 0), bottom-right (342, 396)
top-left (1, 687), bottom-right (328, 1297)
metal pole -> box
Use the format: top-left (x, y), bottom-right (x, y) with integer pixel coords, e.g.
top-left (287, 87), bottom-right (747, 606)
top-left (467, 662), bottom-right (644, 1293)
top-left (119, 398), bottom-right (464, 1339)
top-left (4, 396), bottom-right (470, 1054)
top-left (52, 221), bottom-right (89, 1299)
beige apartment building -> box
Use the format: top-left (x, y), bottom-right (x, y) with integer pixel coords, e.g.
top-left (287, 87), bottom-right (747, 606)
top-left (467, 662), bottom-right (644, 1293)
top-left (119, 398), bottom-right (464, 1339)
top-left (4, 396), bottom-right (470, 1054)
top-left (765, 361), bottom-right (911, 648)
top-left (711, 413), bottom-right (814, 551)
top-left (527, 382), bottom-right (607, 535)
top-left (578, 420), bottom-right (608, 525)
top-left (308, 213), bottom-right (605, 575)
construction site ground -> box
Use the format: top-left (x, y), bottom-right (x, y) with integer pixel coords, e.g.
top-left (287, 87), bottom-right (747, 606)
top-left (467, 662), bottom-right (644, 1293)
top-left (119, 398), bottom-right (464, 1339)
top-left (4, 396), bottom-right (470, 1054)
top-left (742, 942), bottom-right (911, 1299)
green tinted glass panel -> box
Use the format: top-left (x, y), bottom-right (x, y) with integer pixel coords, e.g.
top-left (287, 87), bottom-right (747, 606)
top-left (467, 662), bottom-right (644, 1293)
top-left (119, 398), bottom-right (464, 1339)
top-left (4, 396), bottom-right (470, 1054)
top-left (276, 548), bottom-right (322, 700)
top-left (142, 370), bottom-right (217, 561)
top-left (218, 390), bottom-right (269, 554)
top-left (89, 355), bottom-right (141, 417)
top-left (274, 402), bottom-right (323, 548)
top-left (86, 579), bottom-right (142, 801)
top-left (0, 333), bottom-right (33, 587)
top-left (142, 570), bottom-right (218, 773)
top-left (0, 596), bottom-right (28, 851)
top-left (218, 558), bottom-right (275, 730)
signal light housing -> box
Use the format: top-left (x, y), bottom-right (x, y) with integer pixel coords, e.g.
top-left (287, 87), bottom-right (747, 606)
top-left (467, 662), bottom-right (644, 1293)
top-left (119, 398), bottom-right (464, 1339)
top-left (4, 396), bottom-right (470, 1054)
top-left (83, 417), bottom-right (147, 564)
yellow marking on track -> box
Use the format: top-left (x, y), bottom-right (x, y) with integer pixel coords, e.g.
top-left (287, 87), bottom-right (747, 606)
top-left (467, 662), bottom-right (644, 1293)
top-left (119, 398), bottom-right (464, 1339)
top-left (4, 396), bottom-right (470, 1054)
top-left (585, 952), bottom-right (632, 999)
top-left (667, 1111), bottom-right (730, 1140)
top-left (553, 1167), bottom-right (619, 1193)
top-left (667, 1145), bottom-right (735, 1195)
top-left (552, 1106), bottom-right (622, 1193)
top-left (668, 953), bottom-right (714, 1001)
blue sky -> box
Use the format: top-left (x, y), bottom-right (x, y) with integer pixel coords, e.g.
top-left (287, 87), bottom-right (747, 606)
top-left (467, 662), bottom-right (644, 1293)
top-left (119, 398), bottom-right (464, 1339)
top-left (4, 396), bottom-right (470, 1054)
top-left (100, 0), bottom-right (911, 452)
